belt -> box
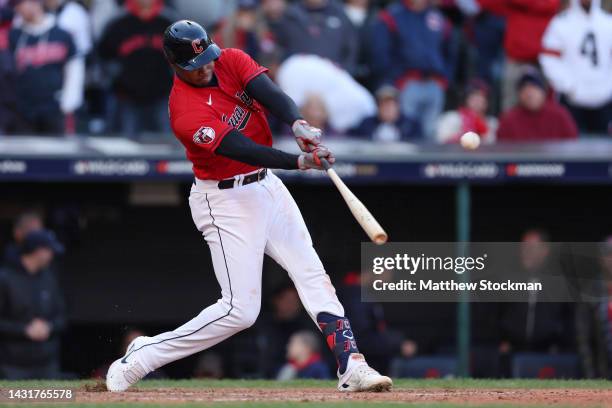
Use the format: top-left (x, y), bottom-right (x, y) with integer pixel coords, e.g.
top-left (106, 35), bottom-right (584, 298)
top-left (218, 168), bottom-right (267, 190)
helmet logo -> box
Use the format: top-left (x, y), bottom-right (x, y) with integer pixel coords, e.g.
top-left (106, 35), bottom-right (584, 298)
top-left (191, 39), bottom-right (204, 54)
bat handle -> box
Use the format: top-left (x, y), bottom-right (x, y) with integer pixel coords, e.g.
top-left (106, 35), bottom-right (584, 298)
top-left (320, 158), bottom-right (332, 171)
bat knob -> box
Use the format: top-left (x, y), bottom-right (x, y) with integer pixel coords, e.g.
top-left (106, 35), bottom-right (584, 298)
top-left (374, 234), bottom-right (388, 245)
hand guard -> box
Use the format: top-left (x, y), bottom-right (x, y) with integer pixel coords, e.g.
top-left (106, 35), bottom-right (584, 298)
top-left (298, 146), bottom-right (335, 170)
top-left (292, 119), bottom-right (321, 152)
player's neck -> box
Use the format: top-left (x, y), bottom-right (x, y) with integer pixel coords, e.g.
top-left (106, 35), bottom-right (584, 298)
top-left (178, 73), bottom-right (219, 89)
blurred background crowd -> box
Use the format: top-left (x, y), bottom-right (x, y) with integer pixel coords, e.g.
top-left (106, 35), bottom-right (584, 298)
top-left (0, 0), bottom-right (610, 141)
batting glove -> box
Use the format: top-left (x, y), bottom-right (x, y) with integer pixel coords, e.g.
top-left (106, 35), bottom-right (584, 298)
top-left (298, 146), bottom-right (335, 170)
top-left (292, 119), bottom-right (321, 152)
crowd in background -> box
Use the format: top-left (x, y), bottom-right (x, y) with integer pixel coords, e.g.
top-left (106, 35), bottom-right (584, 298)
top-left (0, 0), bottom-right (610, 142)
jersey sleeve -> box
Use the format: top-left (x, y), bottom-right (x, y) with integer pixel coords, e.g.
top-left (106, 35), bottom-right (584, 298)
top-left (65, 31), bottom-right (77, 60)
top-left (224, 48), bottom-right (268, 88)
top-left (539, 17), bottom-right (573, 95)
top-left (56, 27), bottom-right (76, 60)
top-left (173, 108), bottom-right (233, 154)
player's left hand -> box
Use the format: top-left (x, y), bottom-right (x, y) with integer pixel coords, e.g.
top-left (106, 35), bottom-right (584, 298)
top-left (292, 119), bottom-right (321, 152)
top-left (298, 145), bottom-right (335, 170)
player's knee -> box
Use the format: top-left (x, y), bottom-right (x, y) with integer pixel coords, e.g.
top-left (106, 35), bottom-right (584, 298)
top-left (232, 302), bottom-right (260, 329)
top-left (240, 310), bottom-right (259, 328)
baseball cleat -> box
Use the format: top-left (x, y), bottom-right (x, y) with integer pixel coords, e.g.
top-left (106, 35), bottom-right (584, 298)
top-left (106, 336), bottom-right (150, 392)
top-left (337, 353), bottom-right (393, 392)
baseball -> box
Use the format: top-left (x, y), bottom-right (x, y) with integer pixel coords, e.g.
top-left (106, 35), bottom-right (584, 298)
top-left (460, 131), bottom-right (481, 150)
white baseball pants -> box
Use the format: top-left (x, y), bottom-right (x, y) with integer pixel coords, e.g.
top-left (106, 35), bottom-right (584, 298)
top-left (136, 170), bottom-right (344, 373)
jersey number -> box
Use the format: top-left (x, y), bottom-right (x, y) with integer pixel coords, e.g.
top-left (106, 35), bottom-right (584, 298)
top-left (580, 32), bottom-right (598, 66)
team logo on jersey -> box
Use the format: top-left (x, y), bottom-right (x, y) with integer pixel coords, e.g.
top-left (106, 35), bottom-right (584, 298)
top-left (222, 106), bottom-right (251, 132)
top-left (235, 91), bottom-right (253, 107)
top-left (191, 39), bottom-right (204, 54)
top-left (193, 126), bottom-right (215, 144)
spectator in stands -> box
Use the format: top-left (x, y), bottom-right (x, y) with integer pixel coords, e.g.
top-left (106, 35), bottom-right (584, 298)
top-left (457, 1), bottom-right (505, 91)
top-left (0, 230), bottom-right (66, 380)
top-left (213, 0), bottom-right (276, 62)
top-left (389, 339), bottom-right (420, 378)
top-left (261, 0), bottom-right (286, 23)
top-left (497, 69), bottom-right (578, 141)
top-left (436, 79), bottom-right (497, 144)
top-left (478, 0), bottom-right (560, 111)
top-left (272, 0), bottom-right (358, 74)
top-left (43, 0), bottom-right (92, 57)
top-left (8, 0), bottom-right (84, 135)
top-left (371, 0), bottom-right (450, 141)
top-left (498, 229), bottom-right (571, 376)
top-left (277, 54), bottom-right (376, 132)
top-left (277, 331), bottom-right (330, 380)
top-left (43, 0), bottom-right (91, 133)
top-left (352, 85), bottom-right (421, 142)
top-left (343, 0), bottom-right (377, 87)
top-left (2, 211), bottom-right (43, 266)
top-left (89, 0), bottom-right (120, 41)
top-left (172, 0), bottom-right (234, 29)
top-left (540, 0), bottom-right (612, 134)
top-left (256, 284), bottom-right (312, 378)
top-left (575, 237), bottom-right (612, 378)
top-left (299, 93), bottom-right (336, 135)
top-left (0, 2), bottom-right (15, 133)
top-left (193, 352), bottom-right (224, 379)
top-left (344, 0), bottom-right (370, 27)
top-left (98, 0), bottom-right (174, 138)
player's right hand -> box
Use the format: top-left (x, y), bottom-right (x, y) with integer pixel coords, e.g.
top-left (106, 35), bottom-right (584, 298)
top-left (292, 119), bottom-right (321, 152)
top-left (298, 146), bottom-right (335, 170)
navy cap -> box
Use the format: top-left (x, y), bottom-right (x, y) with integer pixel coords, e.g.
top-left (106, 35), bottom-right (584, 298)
top-left (464, 78), bottom-right (489, 97)
top-left (21, 230), bottom-right (64, 255)
top-left (517, 68), bottom-right (546, 91)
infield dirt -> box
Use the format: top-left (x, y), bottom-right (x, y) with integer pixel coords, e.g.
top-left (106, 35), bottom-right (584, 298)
top-left (77, 385), bottom-right (611, 406)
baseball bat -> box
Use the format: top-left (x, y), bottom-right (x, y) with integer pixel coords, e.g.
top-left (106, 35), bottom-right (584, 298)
top-left (320, 158), bottom-right (388, 245)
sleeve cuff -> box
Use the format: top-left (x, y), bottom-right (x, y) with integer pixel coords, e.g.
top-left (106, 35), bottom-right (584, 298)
top-left (244, 67), bottom-right (269, 87)
top-left (210, 126), bottom-right (233, 154)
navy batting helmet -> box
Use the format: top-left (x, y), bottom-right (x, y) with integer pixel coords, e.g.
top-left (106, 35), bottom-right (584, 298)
top-left (163, 20), bottom-right (221, 71)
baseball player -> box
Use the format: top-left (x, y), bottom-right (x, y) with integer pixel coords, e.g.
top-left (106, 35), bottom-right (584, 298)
top-left (106, 20), bottom-right (392, 393)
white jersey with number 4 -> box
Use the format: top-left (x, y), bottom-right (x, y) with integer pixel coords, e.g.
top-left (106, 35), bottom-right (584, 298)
top-left (540, 0), bottom-right (612, 108)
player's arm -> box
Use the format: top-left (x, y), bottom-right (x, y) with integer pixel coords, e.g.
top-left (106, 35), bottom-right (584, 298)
top-left (215, 129), bottom-right (333, 171)
top-left (246, 73), bottom-right (301, 127)
top-left (246, 73), bottom-right (321, 152)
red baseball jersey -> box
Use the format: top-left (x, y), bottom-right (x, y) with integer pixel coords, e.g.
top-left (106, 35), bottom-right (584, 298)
top-left (169, 48), bottom-right (273, 180)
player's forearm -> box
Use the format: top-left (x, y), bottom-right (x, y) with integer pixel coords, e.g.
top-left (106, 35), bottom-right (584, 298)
top-left (216, 129), bottom-right (299, 170)
top-left (246, 73), bottom-right (302, 126)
